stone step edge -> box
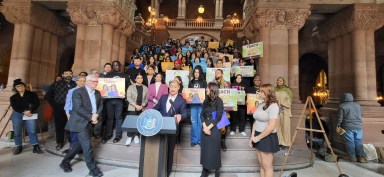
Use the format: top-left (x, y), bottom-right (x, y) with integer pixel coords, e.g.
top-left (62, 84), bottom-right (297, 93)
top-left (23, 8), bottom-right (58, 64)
top-left (45, 141), bottom-right (312, 173)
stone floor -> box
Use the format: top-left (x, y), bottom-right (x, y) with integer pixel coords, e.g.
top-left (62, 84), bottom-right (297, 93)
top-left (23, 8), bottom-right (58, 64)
top-left (1, 141), bottom-right (384, 177)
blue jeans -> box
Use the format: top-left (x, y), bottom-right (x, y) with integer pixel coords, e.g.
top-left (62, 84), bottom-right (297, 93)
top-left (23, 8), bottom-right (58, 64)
top-left (190, 104), bottom-right (202, 144)
top-left (11, 112), bottom-right (38, 146)
top-left (343, 129), bottom-right (365, 158)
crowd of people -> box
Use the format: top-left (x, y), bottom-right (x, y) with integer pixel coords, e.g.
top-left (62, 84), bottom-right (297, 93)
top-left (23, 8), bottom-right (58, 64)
top-left (8, 37), bottom-right (368, 177)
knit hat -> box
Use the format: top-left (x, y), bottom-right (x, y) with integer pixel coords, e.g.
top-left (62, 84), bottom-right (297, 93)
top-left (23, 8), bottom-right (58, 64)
top-left (174, 59), bottom-right (182, 65)
top-left (13, 79), bottom-right (26, 88)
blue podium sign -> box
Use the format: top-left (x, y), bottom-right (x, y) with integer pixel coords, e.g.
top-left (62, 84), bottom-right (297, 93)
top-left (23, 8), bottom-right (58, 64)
top-left (137, 109), bottom-right (164, 137)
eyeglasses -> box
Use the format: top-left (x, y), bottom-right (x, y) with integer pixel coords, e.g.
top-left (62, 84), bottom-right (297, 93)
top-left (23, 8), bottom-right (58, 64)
top-left (89, 80), bottom-right (99, 83)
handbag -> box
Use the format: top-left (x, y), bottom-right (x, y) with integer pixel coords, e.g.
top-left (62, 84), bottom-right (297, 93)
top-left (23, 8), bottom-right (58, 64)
top-left (212, 111), bottom-right (230, 129)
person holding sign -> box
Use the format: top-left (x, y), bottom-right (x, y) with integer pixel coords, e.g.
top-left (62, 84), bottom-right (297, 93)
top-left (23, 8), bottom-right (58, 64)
top-left (153, 80), bottom-right (187, 177)
top-left (102, 61), bottom-right (130, 144)
top-left (188, 67), bottom-right (207, 147)
top-left (200, 82), bottom-right (224, 177)
top-left (249, 84), bottom-right (280, 177)
top-left (10, 79), bottom-right (43, 155)
top-left (230, 74), bottom-right (247, 136)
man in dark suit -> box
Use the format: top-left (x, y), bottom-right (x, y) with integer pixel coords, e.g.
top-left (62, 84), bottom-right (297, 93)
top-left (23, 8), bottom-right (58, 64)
top-left (59, 74), bottom-right (104, 177)
top-left (154, 80), bottom-right (187, 177)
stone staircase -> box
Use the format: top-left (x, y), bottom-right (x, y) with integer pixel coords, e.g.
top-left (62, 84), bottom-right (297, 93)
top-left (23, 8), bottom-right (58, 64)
top-left (45, 103), bottom-right (313, 173)
top-left (0, 91), bottom-right (13, 140)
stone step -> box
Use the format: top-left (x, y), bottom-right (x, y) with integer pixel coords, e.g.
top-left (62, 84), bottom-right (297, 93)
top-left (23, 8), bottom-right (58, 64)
top-left (45, 136), bottom-right (312, 173)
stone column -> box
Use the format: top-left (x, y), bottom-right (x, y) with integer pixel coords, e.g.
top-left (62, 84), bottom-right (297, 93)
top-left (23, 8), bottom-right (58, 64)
top-left (67, 0), bottom-right (135, 73)
top-left (288, 29), bottom-right (300, 102)
top-left (119, 35), bottom-right (127, 65)
top-left (252, 3), bottom-right (311, 93)
top-left (0, 0), bottom-right (69, 89)
top-left (100, 24), bottom-right (114, 68)
top-left (177, 0), bottom-right (186, 19)
top-left (112, 31), bottom-right (121, 60)
top-left (215, 0), bottom-right (223, 19)
top-left (151, 0), bottom-right (160, 18)
top-left (317, 4), bottom-right (384, 105)
top-left (327, 40), bottom-right (336, 100)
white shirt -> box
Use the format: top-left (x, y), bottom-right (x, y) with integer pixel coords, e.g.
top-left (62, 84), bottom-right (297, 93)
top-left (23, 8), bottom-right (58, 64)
top-left (253, 103), bottom-right (279, 132)
top-left (166, 94), bottom-right (177, 112)
top-left (155, 82), bottom-right (161, 96)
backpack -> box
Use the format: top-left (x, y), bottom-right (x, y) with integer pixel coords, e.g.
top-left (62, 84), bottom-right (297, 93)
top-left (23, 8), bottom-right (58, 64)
top-left (375, 146), bottom-right (384, 163)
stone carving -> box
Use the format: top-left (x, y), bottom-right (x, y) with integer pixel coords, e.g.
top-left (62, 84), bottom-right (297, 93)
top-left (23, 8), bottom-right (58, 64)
top-left (67, 1), bottom-right (135, 35)
top-left (253, 8), bottom-right (310, 30)
top-left (243, 0), bottom-right (255, 24)
top-left (317, 4), bottom-right (384, 41)
top-left (66, 6), bottom-right (90, 25)
top-left (0, 3), bottom-right (70, 36)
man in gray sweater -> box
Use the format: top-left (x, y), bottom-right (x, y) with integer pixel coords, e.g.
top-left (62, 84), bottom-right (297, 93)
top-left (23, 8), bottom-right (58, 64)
top-left (337, 93), bottom-right (367, 163)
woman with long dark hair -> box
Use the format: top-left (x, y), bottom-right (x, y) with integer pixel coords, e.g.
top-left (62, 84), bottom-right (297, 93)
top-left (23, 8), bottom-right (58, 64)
top-left (200, 82), bottom-right (224, 177)
top-left (188, 67), bottom-right (207, 147)
top-left (230, 74), bottom-right (247, 136)
top-left (249, 84), bottom-right (279, 177)
top-left (207, 58), bottom-right (214, 68)
top-left (125, 73), bottom-right (148, 145)
top-left (10, 79), bottom-right (43, 155)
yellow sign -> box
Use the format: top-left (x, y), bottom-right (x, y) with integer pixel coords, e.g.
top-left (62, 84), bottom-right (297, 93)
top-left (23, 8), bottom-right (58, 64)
top-left (208, 42), bottom-right (220, 49)
top-left (97, 78), bottom-right (125, 98)
top-left (161, 62), bottom-right (174, 72)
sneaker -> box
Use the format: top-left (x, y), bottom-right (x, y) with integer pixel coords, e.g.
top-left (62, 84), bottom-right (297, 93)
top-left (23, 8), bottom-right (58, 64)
top-left (134, 136), bottom-right (140, 144)
top-left (357, 156), bottom-right (368, 163)
top-left (229, 131), bottom-right (235, 135)
top-left (125, 137), bottom-right (132, 146)
top-left (241, 132), bottom-right (247, 136)
top-left (348, 156), bottom-right (357, 162)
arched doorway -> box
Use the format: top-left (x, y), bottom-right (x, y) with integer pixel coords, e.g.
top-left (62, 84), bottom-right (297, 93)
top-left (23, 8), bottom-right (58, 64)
top-left (299, 53), bottom-right (328, 104)
top-left (0, 48), bottom-right (11, 87)
top-left (58, 48), bottom-right (75, 75)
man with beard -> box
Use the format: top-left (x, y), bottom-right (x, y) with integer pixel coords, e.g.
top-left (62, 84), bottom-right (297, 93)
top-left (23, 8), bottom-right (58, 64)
top-left (46, 69), bottom-right (77, 150)
top-left (213, 69), bottom-right (231, 151)
top-left (102, 61), bottom-right (131, 143)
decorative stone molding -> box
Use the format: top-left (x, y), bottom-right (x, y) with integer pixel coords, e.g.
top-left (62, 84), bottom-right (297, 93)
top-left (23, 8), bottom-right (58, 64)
top-left (317, 4), bottom-right (384, 41)
top-left (67, 0), bottom-right (135, 35)
top-left (0, 1), bottom-right (70, 36)
top-left (252, 4), bottom-right (311, 30)
top-left (116, 18), bottom-right (135, 36)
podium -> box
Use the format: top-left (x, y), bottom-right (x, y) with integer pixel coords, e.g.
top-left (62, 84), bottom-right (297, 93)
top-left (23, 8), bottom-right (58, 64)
top-left (122, 110), bottom-right (176, 177)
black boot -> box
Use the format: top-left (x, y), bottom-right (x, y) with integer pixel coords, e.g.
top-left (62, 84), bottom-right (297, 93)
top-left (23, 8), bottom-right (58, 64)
top-left (13, 146), bottom-right (22, 155)
top-left (215, 169), bottom-right (220, 177)
top-left (33, 144), bottom-right (44, 154)
top-left (200, 168), bottom-right (209, 177)
top-left (221, 139), bottom-right (227, 152)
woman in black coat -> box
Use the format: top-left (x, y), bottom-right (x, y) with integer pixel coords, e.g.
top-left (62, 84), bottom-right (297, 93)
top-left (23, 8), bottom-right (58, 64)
top-left (200, 82), bottom-right (224, 177)
top-left (10, 79), bottom-right (43, 155)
